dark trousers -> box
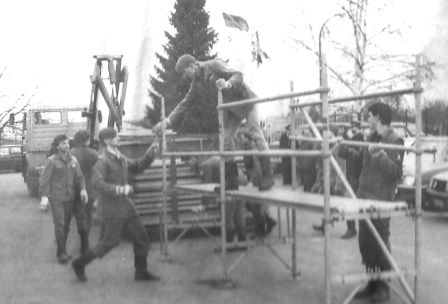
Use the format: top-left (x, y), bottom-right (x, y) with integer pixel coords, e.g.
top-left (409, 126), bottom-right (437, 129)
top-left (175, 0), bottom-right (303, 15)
top-left (347, 179), bottom-right (358, 232)
top-left (347, 220), bottom-right (356, 232)
top-left (90, 212), bottom-right (150, 259)
top-left (50, 199), bottom-right (88, 256)
top-left (225, 199), bottom-right (246, 241)
top-left (358, 218), bottom-right (391, 271)
top-left (74, 198), bottom-right (94, 231)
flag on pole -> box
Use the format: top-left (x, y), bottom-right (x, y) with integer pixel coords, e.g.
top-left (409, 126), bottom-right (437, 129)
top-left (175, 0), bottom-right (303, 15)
top-left (222, 13), bottom-right (249, 31)
top-left (252, 31), bottom-right (270, 67)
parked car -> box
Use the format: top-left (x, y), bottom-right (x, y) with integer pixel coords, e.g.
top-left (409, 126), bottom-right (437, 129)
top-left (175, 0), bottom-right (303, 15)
top-left (396, 137), bottom-right (448, 210)
top-left (0, 145), bottom-right (23, 172)
top-left (427, 171), bottom-right (448, 210)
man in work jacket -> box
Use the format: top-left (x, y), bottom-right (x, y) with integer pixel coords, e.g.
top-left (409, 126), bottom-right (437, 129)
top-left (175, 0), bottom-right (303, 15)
top-left (71, 127), bottom-right (160, 283)
top-left (40, 134), bottom-right (88, 264)
top-left (338, 120), bottom-right (364, 239)
top-left (153, 54), bottom-right (274, 192)
top-left (70, 130), bottom-right (99, 254)
top-left (338, 102), bottom-right (403, 302)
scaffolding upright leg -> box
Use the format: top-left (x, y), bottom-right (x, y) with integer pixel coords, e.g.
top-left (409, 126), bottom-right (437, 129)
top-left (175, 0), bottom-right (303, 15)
top-left (161, 96), bottom-right (169, 258)
top-left (320, 55), bottom-right (332, 304)
top-left (290, 81), bottom-right (299, 279)
top-left (413, 55), bottom-right (423, 304)
top-left (217, 89), bottom-right (229, 280)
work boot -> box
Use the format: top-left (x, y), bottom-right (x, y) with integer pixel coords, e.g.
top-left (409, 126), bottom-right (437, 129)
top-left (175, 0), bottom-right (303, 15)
top-left (72, 250), bottom-right (96, 282)
top-left (214, 161), bottom-right (239, 193)
top-left (341, 229), bottom-right (357, 239)
top-left (56, 238), bottom-right (72, 264)
top-left (265, 216), bottom-right (277, 235)
top-left (79, 231), bottom-right (90, 255)
top-left (354, 280), bottom-right (377, 299)
top-left (258, 156), bottom-right (274, 191)
top-left (312, 223), bottom-right (324, 233)
top-left (58, 253), bottom-right (72, 264)
top-left (371, 281), bottom-right (390, 302)
top-left (134, 255), bottom-right (160, 282)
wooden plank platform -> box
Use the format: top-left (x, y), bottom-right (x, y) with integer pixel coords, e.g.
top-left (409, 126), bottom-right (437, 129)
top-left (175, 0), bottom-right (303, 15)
top-left (175, 183), bottom-right (408, 219)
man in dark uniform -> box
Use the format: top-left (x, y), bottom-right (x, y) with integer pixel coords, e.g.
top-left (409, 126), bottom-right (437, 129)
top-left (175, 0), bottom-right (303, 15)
top-left (279, 124), bottom-right (292, 185)
top-left (70, 130), bottom-right (99, 254)
top-left (199, 156), bottom-right (247, 245)
top-left (338, 120), bottom-right (364, 239)
top-left (71, 128), bottom-right (160, 282)
top-left (40, 134), bottom-right (88, 264)
top-left (338, 103), bottom-right (403, 302)
top-left (153, 54), bottom-right (274, 192)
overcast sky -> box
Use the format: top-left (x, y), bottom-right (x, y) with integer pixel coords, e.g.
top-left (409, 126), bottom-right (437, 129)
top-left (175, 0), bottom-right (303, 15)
top-left (0, 0), bottom-right (444, 121)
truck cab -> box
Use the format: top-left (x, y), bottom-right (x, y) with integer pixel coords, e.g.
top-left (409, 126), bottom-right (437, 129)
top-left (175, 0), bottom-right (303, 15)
top-left (22, 106), bottom-right (93, 197)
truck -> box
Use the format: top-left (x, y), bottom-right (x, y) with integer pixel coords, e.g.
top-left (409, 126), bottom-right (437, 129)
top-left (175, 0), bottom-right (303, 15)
top-left (21, 54), bottom-right (127, 198)
top-left (21, 106), bottom-right (98, 197)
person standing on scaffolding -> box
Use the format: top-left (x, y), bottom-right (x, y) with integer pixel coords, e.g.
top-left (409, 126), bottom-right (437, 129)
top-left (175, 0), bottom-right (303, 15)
top-left (153, 54), bottom-right (274, 192)
top-left (338, 120), bottom-right (364, 239)
top-left (338, 102), bottom-right (403, 302)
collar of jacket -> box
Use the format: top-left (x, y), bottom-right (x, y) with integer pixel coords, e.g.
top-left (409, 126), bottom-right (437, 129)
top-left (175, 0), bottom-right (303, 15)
top-left (378, 127), bottom-right (394, 141)
top-left (54, 152), bottom-right (72, 163)
top-left (104, 148), bottom-right (121, 160)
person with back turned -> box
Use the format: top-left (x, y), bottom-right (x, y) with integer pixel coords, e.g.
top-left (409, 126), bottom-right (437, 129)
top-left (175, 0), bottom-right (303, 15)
top-left (70, 130), bottom-right (99, 254)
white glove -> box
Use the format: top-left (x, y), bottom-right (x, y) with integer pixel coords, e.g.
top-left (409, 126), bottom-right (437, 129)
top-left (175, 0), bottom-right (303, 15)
top-left (153, 119), bottom-right (171, 136)
top-left (191, 205), bottom-right (205, 213)
top-left (215, 78), bottom-right (231, 90)
top-left (40, 196), bottom-right (49, 212)
top-left (123, 184), bottom-right (133, 196)
top-left (80, 189), bottom-right (88, 204)
top-left (146, 141), bottom-right (160, 158)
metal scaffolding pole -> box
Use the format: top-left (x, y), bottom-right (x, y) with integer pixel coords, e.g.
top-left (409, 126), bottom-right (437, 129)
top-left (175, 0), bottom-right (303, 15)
top-left (161, 96), bottom-right (169, 257)
top-left (217, 89), bottom-right (228, 280)
top-left (414, 55), bottom-right (423, 304)
top-left (290, 81), bottom-right (298, 279)
top-left (320, 55), bottom-right (332, 304)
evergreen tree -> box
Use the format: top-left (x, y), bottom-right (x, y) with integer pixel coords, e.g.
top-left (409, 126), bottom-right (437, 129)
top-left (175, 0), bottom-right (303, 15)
top-left (146, 0), bottom-right (218, 134)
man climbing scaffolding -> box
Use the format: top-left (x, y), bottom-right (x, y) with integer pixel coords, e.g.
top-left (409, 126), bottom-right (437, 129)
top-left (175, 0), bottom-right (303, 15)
top-left (153, 54), bottom-right (274, 192)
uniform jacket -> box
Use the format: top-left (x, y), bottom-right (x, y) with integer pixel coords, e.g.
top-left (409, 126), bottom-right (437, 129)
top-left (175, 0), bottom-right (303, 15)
top-left (341, 128), bottom-right (403, 201)
top-left (92, 149), bottom-right (154, 219)
top-left (168, 58), bottom-right (257, 126)
top-left (40, 153), bottom-right (86, 202)
top-left (338, 131), bottom-right (364, 190)
top-left (70, 146), bottom-right (98, 197)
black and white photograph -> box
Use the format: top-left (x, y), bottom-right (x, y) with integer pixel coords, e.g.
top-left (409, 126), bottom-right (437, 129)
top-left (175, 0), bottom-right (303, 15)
top-left (0, 0), bottom-right (447, 303)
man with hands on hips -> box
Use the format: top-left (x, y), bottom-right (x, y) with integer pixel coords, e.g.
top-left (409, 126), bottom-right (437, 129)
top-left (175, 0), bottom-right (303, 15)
top-left (72, 127), bottom-right (161, 283)
top-left (153, 54), bottom-right (274, 192)
top-left (39, 134), bottom-right (88, 264)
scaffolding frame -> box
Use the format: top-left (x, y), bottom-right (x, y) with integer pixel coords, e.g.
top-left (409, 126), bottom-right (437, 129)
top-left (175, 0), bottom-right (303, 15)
top-left (158, 54), bottom-right (423, 304)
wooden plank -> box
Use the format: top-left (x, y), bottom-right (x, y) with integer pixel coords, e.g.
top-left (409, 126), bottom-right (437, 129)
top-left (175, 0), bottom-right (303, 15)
top-left (132, 169), bottom-right (196, 181)
top-left (133, 193), bottom-right (202, 204)
top-left (175, 184), bottom-right (408, 216)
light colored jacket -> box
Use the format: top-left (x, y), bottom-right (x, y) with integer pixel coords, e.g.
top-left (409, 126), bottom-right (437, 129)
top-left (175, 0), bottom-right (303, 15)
top-left (39, 153), bottom-right (85, 202)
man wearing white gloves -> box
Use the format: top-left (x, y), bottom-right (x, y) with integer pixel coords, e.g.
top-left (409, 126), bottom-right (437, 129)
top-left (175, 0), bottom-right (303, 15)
top-left (72, 127), bottom-right (160, 283)
top-left (39, 134), bottom-right (88, 264)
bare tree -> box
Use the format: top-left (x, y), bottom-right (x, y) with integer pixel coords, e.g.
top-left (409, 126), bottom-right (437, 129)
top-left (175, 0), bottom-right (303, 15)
top-left (290, 0), bottom-right (435, 101)
top-left (0, 66), bottom-right (39, 139)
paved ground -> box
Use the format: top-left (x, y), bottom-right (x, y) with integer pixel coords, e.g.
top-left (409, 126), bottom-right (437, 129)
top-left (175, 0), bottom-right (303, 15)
top-left (0, 171), bottom-right (447, 304)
